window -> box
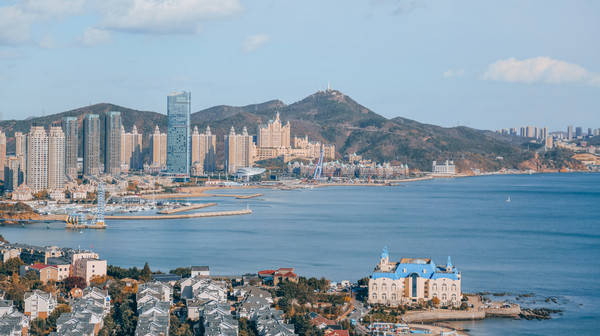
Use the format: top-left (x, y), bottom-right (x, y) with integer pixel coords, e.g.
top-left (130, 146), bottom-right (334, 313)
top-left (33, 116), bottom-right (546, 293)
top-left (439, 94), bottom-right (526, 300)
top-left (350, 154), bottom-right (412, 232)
top-left (392, 294), bottom-right (397, 301)
top-left (382, 293), bottom-right (387, 300)
top-left (372, 284), bottom-right (377, 291)
top-left (442, 294), bottom-right (447, 301)
top-left (442, 284), bottom-right (447, 292)
top-left (451, 284), bottom-right (457, 291)
top-left (372, 294), bottom-right (377, 300)
top-left (382, 284), bottom-right (387, 291)
top-left (411, 273), bottom-right (419, 297)
top-left (391, 284), bottom-right (397, 292)
top-left (451, 294), bottom-right (457, 301)
top-left (432, 284), bottom-right (438, 291)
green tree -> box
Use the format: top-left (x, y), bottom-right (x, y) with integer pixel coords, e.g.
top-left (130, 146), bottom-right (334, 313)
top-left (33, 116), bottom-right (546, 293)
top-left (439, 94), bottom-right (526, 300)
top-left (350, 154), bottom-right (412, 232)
top-left (140, 262), bottom-right (152, 282)
top-left (0, 257), bottom-right (24, 276)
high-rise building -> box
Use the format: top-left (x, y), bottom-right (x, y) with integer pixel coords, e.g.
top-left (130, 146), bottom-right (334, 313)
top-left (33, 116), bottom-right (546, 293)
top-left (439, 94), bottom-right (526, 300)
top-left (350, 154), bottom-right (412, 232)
top-left (0, 131), bottom-right (6, 181)
top-left (83, 114), bottom-right (100, 176)
top-left (15, 132), bottom-right (27, 182)
top-left (225, 126), bottom-right (254, 174)
top-left (575, 127), bottom-right (582, 138)
top-left (542, 127), bottom-right (548, 140)
top-left (510, 128), bottom-right (517, 136)
top-left (150, 125), bottom-right (167, 168)
top-left (519, 127), bottom-right (526, 137)
top-left (567, 125), bottom-right (573, 140)
top-left (191, 125), bottom-right (217, 174)
top-left (526, 126), bottom-right (535, 138)
top-left (62, 117), bottom-right (78, 178)
top-left (257, 112), bottom-right (290, 148)
top-left (121, 125), bottom-right (143, 171)
top-left (104, 111), bottom-right (122, 175)
top-left (27, 126), bottom-right (48, 191)
top-left (166, 91), bottom-right (191, 176)
top-left (4, 156), bottom-right (23, 191)
top-left (48, 126), bottom-right (65, 190)
top-left (588, 128), bottom-right (593, 137)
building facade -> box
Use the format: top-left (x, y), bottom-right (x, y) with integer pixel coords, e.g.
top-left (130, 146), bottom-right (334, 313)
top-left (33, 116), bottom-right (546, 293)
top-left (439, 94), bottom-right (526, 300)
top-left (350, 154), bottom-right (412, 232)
top-left (121, 125), bottom-right (143, 171)
top-left (0, 131), bottom-right (5, 181)
top-left (368, 247), bottom-right (462, 307)
top-left (62, 116), bottom-right (79, 178)
top-left (225, 126), bottom-right (254, 174)
top-left (166, 91), bottom-right (191, 176)
top-left (83, 114), bottom-right (100, 176)
top-left (104, 111), bottom-right (122, 175)
top-left (191, 125), bottom-right (217, 175)
top-left (26, 126), bottom-right (48, 191)
top-left (4, 156), bottom-right (23, 191)
top-left (150, 125), bottom-right (167, 169)
top-left (48, 126), bottom-right (65, 190)
top-left (432, 160), bottom-right (456, 175)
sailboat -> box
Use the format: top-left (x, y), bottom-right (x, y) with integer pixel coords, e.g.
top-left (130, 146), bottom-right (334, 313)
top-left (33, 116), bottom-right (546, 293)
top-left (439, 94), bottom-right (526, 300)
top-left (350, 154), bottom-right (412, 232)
top-left (506, 196), bottom-right (511, 203)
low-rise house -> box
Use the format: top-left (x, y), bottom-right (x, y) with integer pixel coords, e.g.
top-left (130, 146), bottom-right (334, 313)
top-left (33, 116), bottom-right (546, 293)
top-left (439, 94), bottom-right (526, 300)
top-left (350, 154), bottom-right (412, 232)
top-left (203, 301), bottom-right (238, 336)
top-left (73, 258), bottom-right (107, 285)
top-left (24, 290), bottom-right (57, 319)
top-left (0, 247), bottom-right (20, 263)
top-left (191, 266), bottom-right (210, 278)
top-left (236, 286), bottom-right (296, 336)
top-left (0, 302), bottom-right (29, 336)
top-left (137, 282), bottom-right (172, 307)
top-left (49, 189), bottom-right (66, 201)
top-left (258, 268), bottom-right (298, 286)
top-left (47, 257), bottom-right (72, 281)
top-left (135, 282), bottom-right (172, 336)
top-left (180, 277), bottom-right (227, 302)
top-left (11, 185), bottom-right (32, 201)
top-left (20, 264), bottom-right (58, 284)
top-left (51, 287), bottom-right (111, 336)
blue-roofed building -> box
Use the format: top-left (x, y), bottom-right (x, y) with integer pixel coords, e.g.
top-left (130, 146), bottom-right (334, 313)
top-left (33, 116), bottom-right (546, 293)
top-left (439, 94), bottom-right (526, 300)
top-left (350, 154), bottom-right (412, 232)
top-left (368, 247), bottom-right (461, 307)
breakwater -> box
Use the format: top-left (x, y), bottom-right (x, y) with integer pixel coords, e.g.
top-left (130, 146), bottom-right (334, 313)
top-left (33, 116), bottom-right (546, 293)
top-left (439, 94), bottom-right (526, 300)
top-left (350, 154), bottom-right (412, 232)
top-left (157, 203), bottom-right (217, 214)
top-left (105, 208), bottom-right (252, 220)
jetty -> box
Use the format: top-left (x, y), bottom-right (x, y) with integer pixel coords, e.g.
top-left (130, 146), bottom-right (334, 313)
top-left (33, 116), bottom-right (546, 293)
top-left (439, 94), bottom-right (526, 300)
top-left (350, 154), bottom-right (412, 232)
top-left (208, 193), bottom-right (263, 199)
top-left (158, 203), bottom-right (216, 214)
top-left (105, 208), bottom-right (252, 220)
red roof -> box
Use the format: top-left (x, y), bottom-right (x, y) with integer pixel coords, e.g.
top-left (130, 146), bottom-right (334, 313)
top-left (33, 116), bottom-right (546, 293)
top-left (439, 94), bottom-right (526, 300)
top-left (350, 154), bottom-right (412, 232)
top-left (326, 330), bottom-right (349, 336)
top-left (277, 267), bottom-right (294, 272)
top-left (31, 264), bottom-right (53, 270)
top-left (258, 270), bottom-right (275, 275)
top-left (311, 315), bottom-right (336, 326)
top-left (279, 272), bottom-right (297, 278)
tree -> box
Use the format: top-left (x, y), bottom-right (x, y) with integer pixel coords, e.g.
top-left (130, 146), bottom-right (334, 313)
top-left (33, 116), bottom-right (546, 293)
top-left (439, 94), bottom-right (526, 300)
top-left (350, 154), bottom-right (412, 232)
top-left (431, 297), bottom-right (440, 307)
top-left (0, 257), bottom-right (24, 275)
top-left (140, 262), bottom-right (152, 282)
top-left (63, 276), bottom-right (87, 291)
top-left (47, 304), bottom-right (71, 330)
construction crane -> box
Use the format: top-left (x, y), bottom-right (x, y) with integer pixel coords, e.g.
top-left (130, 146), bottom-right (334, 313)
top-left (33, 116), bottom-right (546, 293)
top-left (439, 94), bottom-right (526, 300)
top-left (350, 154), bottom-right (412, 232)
top-left (312, 147), bottom-right (324, 180)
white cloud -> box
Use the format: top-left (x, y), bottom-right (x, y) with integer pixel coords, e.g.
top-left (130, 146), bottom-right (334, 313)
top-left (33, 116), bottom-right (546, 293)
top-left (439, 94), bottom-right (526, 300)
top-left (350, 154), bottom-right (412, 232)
top-left (79, 27), bottom-right (111, 46)
top-left (38, 35), bottom-right (56, 49)
top-left (0, 5), bottom-right (34, 45)
top-left (242, 34), bottom-right (269, 53)
top-left (443, 68), bottom-right (464, 78)
top-left (100, 0), bottom-right (243, 34)
top-left (483, 57), bottom-right (600, 86)
top-left (22, 0), bottom-right (86, 17)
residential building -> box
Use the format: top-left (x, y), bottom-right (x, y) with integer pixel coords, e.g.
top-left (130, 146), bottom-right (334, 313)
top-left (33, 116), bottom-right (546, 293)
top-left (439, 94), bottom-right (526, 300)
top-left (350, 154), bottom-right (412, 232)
top-left (20, 264), bottom-right (59, 285)
top-left (73, 258), bottom-right (107, 285)
top-left (257, 112), bottom-right (290, 149)
top-left (166, 91), bottom-right (191, 176)
top-left (26, 126), bottom-right (48, 191)
top-left (83, 114), bottom-right (100, 176)
top-left (191, 126), bottom-right (217, 174)
top-left (257, 268), bottom-right (298, 286)
top-left (121, 125), bottom-right (143, 171)
top-left (0, 302), bottom-right (29, 336)
top-left (0, 131), bottom-right (5, 181)
top-left (135, 281), bottom-right (172, 336)
top-left (225, 126), bottom-right (254, 174)
top-left (52, 287), bottom-right (111, 335)
top-left (576, 126), bottom-right (583, 138)
top-left (432, 160), bottom-right (456, 175)
top-left (567, 125), bottom-right (573, 140)
top-left (4, 156), bottom-right (23, 192)
top-left (191, 265), bottom-right (210, 278)
top-left (150, 125), bottom-right (167, 169)
top-left (48, 126), bottom-right (65, 190)
top-left (24, 290), bottom-right (57, 319)
top-left (104, 111), bottom-right (122, 175)
top-left (15, 132), bottom-right (27, 182)
top-left (368, 247), bottom-right (462, 307)
top-left (62, 117), bottom-right (79, 178)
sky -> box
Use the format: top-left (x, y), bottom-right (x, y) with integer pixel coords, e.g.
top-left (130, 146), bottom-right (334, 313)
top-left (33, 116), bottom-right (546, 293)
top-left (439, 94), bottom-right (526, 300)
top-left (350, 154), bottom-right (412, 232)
top-left (0, 0), bottom-right (599, 131)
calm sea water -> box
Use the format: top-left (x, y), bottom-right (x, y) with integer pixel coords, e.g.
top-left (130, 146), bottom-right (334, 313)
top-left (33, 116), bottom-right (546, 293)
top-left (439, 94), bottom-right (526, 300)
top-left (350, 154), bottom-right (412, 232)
top-left (2, 173), bottom-right (599, 335)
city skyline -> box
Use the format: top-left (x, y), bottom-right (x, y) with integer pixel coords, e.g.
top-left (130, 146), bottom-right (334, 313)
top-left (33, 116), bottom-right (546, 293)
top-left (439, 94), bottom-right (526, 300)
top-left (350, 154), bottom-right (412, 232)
top-left (0, 1), bottom-right (599, 130)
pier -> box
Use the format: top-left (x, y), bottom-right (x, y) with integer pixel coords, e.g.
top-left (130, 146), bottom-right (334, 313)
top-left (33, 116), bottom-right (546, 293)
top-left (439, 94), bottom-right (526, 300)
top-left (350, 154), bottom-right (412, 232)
top-left (105, 208), bottom-right (252, 220)
top-left (208, 193), bottom-right (263, 199)
top-left (158, 203), bottom-right (217, 214)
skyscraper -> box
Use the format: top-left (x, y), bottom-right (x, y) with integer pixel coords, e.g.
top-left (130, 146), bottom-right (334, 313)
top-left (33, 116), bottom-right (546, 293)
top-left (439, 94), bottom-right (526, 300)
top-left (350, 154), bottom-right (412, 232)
top-left (27, 126), bottom-right (48, 191)
top-left (166, 91), bottom-right (191, 176)
top-left (567, 126), bottom-right (573, 140)
top-left (0, 131), bottom-right (6, 181)
top-left (83, 114), bottom-right (100, 176)
top-left (225, 126), bottom-right (254, 174)
top-left (121, 125), bottom-right (143, 171)
top-left (104, 111), bottom-right (122, 175)
top-left (15, 132), bottom-right (27, 182)
top-left (575, 127), bottom-right (582, 138)
top-left (5, 156), bottom-right (22, 192)
top-left (150, 125), bottom-right (167, 168)
top-left (191, 125), bottom-right (217, 174)
top-left (48, 126), bottom-right (65, 190)
top-left (62, 117), bottom-right (78, 178)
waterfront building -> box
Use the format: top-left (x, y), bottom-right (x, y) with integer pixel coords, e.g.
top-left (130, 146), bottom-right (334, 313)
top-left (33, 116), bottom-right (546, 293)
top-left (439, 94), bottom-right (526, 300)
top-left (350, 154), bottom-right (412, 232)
top-left (166, 91), bottom-right (191, 177)
top-left (225, 126), bottom-right (254, 174)
top-left (26, 126), bottom-right (48, 191)
top-left (191, 126), bottom-right (217, 175)
top-left (104, 111), bottom-right (122, 175)
top-left (150, 125), bottom-right (167, 169)
top-left (0, 131), bottom-right (5, 181)
top-left (62, 117), bottom-right (79, 178)
top-left (83, 114), bottom-right (101, 176)
top-left (121, 125), bottom-right (143, 171)
top-left (432, 160), bottom-right (456, 175)
top-left (287, 160), bottom-right (408, 179)
top-left (48, 126), bottom-right (65, 190)
top-left (368, 247), bottom-right (462, 307)
top-left (258, 112), bottom-right (290, 149)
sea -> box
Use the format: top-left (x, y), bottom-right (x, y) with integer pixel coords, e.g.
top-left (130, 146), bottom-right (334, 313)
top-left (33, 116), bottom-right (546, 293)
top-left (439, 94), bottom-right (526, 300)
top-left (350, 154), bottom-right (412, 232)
top-left (1, 173), bottom-right (599, 335)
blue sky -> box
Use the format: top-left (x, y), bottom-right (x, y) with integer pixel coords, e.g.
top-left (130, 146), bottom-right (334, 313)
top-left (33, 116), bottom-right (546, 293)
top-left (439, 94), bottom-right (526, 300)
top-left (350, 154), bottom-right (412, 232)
top-left (0, 0), bottom-right (599, 131)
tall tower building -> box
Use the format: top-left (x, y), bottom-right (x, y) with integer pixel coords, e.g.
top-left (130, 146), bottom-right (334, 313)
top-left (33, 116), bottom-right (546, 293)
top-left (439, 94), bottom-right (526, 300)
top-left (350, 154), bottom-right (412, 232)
top-left (191, 125), bottom-right (217, 174)
top-left (225, 126), bottom-right (254, 174)
top-left (83, 114), bottom-right (100, 176)
top-left (5, 156), bottom-right (23, 191)
top-left (575, 127), bottom-right (583, 138)
top-left (567, 125), bottom-right (573, 140)
top-left (166, 91), bottom-right (191, 176)
top-left (257, 112), bottom-right (291, 148)
top-left (15, 132), bottom-right (27, 182)
top-left (0, 131), bottom-right (6, 181)
top-left (104, 111), bottom-right (122, 175)
top-left (150, 125), bottom-right (167, 168)
top-left (62, 117), bottom-right (79, 178)
top-left (48, 126), bottom-right (65, 190)
top-left (27, 126), bottom-right (48, 191)
top-left (121, 125), bottom-right (143, 171)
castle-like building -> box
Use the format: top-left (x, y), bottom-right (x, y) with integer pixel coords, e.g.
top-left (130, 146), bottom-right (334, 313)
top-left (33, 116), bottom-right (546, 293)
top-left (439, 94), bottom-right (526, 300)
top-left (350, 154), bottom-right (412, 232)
top-left (368, 247), bottom-right (462, 307)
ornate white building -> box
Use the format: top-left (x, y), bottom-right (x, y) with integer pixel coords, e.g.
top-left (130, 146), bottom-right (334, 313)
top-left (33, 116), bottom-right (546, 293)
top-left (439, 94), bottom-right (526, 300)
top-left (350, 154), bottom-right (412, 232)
top-left (368, 247), bottom-right (462, 307)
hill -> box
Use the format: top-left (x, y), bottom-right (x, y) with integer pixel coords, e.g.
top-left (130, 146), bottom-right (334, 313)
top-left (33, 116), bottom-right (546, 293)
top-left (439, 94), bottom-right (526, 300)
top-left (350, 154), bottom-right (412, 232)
top-left (0, 90), bottom-right (538, 172)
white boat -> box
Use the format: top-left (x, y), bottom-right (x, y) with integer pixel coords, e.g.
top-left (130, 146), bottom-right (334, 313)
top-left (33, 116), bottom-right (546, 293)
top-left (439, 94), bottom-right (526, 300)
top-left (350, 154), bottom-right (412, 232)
top-left (506, 196), bottom-right (511, 202)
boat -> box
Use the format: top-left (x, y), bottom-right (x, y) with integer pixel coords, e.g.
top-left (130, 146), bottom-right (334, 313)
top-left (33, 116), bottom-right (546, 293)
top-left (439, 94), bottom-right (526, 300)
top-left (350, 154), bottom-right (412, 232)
top-left (506, 196), bottom-right (511, 203)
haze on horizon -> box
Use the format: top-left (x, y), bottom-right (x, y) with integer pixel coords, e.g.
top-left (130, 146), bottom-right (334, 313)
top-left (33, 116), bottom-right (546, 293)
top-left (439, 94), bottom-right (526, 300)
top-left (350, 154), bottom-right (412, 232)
top-left (0, 0), bottom-right (599, 131)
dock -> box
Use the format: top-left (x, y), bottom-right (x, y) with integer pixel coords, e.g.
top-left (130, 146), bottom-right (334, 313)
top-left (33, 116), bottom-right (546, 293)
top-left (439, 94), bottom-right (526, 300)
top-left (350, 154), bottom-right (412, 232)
top-left (207, 193), bottom-right (263, 199)
top-left (158, 203), bottom-right (216, 214)
top-left (105, 208), bottom-right (252, 220)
